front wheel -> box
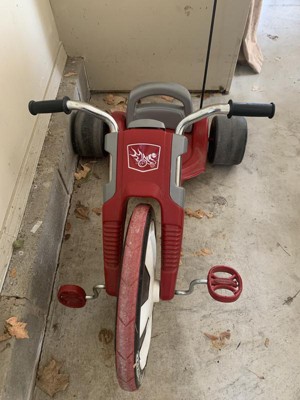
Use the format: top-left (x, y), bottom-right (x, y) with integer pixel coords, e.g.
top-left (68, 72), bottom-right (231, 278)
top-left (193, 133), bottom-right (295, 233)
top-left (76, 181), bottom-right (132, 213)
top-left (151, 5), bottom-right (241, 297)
top-left (116, 204), bottom-right (159, 391)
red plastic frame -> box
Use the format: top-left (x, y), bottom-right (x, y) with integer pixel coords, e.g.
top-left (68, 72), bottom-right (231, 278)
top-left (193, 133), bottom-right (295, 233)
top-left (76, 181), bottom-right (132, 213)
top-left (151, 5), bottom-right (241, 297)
top-left (102, 112), bottom-right (209, 300)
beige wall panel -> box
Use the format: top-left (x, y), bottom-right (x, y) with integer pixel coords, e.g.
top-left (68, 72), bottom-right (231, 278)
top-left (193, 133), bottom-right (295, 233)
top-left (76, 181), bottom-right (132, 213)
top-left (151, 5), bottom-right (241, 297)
top-left (51, 0), bottom-right (250, 91)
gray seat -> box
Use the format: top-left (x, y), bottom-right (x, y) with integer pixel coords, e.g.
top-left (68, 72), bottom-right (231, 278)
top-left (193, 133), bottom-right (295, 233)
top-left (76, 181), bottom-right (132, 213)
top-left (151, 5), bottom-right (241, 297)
top-left (127, 119), bottom-right (166, 129)
top-left (126, 82), bottom-right (193, 132)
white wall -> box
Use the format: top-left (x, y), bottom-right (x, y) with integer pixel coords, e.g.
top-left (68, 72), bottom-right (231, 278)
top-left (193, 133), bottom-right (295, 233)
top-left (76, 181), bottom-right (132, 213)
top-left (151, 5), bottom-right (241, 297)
top-left (0, 0), bottom-right (66, 287)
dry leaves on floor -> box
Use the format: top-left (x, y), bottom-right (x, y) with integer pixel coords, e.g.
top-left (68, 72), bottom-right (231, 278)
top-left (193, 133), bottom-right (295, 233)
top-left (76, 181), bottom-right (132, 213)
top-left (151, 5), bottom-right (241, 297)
top-left (160, 95), bottom-right (174, 102)
top-left (74, 201), bottom-right (90, 220)
top-left (194, 248), bottom-right (212, 256)
top-left (99, 328), bottom-right (114, 345)
top-left (203, 330), bottom-right (231, 350)
top-left (9, 267), bottom-right (17, 278)
top-left (5, 317), bottom-right (29, 339)
top-left (65, 222), bottom-right (71, 232)
top-left (185, 208), bottom-right (213, 219)
top-left (103, 94), bottom-right (127, 106)
top-left (74, 163), bottom-right (91, 181)
top-left (92, 207), bottom-right (102, 216)
top-left (64, 71), bottom-right (77, 77)
top-left (64, 221), bottom-right (72, 241)
top-left (108, 104), bottom-right (127, 113)
top-left (37, 359), bottom-right (69, 397)
top-left (179, 251), bottom-right (184, 265)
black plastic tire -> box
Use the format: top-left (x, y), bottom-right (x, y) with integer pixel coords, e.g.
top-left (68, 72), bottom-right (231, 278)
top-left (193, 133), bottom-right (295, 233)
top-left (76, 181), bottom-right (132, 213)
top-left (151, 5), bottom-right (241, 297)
top-left (208, 115), bottom-right (248, 165)
top-left (71, 111), bottom-right (109, 158)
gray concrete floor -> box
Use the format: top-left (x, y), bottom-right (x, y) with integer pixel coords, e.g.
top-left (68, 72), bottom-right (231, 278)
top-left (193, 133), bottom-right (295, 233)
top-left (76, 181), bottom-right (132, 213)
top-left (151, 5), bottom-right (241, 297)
top-left (34, 1), bottom-right (300, 399)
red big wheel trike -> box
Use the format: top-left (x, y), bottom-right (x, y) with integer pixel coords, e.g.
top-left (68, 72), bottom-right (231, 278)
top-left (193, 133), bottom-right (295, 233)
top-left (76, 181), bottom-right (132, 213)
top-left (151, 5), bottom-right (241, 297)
top-left (29, 83), bottom-right (274, 391)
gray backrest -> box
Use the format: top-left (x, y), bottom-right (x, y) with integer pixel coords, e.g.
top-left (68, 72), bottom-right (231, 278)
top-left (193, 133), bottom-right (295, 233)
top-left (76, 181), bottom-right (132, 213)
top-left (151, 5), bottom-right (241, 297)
top-left (126, 82), bottom-right (193, 132)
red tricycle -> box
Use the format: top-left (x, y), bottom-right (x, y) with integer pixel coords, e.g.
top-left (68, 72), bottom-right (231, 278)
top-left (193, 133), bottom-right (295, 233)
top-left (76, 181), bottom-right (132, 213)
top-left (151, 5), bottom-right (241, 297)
top-left (29, 82), bottom-right (274, 391)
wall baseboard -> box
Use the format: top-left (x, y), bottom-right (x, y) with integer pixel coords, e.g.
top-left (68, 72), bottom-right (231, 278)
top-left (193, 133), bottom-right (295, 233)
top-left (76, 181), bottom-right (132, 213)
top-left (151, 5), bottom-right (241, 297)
top-left (0, 43), bottom-right (67, 289)
top-left (0, 57), bottom-right (89, 400)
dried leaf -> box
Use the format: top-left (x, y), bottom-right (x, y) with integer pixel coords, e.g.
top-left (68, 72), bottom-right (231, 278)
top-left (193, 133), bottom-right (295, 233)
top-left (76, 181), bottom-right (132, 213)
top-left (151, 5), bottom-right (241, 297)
top-left (185, 208), bottom-right (213, 219)
top-left (65, 222), bottom-right (71, 232)
top-left (92, 207), bottom-right (102, 216)
top-left (109, 103), bottom-right (127, 113)
top-left (64, 234), bottom-right (71, 241)
top-left (185, 208), bottom-right (204, 218)
top-left (0, 332), bottom-right (11, 342)
top-left (203, 332), bottom-right (219, 341)
top-left (64, 71), bottom-right (77, 77)
top-left (194, 248), bottom-right (212, 257)
top-left (160, 95), bottom-right (174, 102)
top-left (203, 330), bottom-right (231, 350)
top-left (74, 201), bottom-right (90, 220)
top-left (74, 164), bottom-right (91, 180)
top-left (264, 338), bottom-right (270, 348)
top-left (9, 267), bottom-right (17, 278)
top-left (103, 94), bottom-right (126, 106)
top-left (220, 331), bottom-right (231, 340)
top-left (5, 317), bottom-right (29, 339)
top-left (104, 94), bottom-right (115, 105)
top-left (99, 329), bottom-right (114, 345)
top-left (37, 359), bottom-right (69, 397)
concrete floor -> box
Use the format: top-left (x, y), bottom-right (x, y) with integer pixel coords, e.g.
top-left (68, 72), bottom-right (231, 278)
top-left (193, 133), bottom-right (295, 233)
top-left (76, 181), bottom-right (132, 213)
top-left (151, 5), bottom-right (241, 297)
top-left (34, 1), bottom-right (300, 399)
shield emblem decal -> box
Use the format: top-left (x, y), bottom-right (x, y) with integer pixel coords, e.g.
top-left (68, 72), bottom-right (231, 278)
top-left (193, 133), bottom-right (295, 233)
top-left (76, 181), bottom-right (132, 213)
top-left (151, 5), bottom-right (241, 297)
top-left (127, 143), bottom-right (161, 173)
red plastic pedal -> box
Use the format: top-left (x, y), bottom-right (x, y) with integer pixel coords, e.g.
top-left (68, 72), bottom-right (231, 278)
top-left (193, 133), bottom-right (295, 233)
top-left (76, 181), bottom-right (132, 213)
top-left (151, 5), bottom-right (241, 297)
top-left (58, 285), bottom-right (87, 308)
top-left (207, 265), bottom-right (243, 303)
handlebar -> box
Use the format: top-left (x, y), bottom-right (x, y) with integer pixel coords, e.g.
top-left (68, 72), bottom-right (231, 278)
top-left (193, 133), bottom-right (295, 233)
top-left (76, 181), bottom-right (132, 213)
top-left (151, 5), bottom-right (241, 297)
top-left (228, 100), bottom-right (275, 119)
top-left (28, 98), bottom-right (275, 135)
top-left (174, 100), bottom-right (275, 186)
top-left (28, 97), bottom-right (71, 115)
top-left (29, 97), bottom-right (275, 188)
top-left (175, 100), bottom-right (275, 136)
top-left (28, 98), bottom-right (119, 133)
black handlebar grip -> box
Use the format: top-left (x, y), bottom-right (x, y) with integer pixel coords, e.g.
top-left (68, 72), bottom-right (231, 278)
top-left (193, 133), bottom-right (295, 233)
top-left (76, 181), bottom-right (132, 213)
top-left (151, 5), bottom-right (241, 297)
top-left (228, 100), bottom-right (275, 119)
top-left (28, 96), bottom-right (71, 115)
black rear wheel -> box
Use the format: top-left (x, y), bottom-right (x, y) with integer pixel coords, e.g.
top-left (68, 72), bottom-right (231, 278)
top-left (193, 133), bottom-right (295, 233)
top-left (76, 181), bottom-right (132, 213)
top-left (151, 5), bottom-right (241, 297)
top-left (71, 111), bottom-right (108, 158)
top-left (208, 115), bottom-right (248, 165)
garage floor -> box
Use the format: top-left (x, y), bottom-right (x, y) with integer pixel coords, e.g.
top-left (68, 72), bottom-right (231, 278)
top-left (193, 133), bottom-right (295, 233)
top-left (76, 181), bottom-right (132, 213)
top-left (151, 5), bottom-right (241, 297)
top-left (33, 2), bottom-right (300, 399)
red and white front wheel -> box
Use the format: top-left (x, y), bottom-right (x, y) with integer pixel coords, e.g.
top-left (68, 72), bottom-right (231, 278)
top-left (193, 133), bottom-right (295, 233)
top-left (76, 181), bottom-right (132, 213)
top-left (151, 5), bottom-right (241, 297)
top-left (116, 204), bottom-right (159, 391)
